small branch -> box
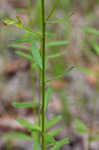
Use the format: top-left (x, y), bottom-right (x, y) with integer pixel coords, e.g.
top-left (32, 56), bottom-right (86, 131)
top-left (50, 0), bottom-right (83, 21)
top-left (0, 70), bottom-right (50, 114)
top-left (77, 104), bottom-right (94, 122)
top-left (46, 0), bottom-right (59, 21)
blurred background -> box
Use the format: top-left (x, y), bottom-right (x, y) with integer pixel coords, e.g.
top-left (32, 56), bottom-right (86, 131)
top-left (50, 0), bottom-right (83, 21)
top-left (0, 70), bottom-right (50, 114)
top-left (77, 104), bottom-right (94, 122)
top-left (0, 0), bottom-right (99, 149)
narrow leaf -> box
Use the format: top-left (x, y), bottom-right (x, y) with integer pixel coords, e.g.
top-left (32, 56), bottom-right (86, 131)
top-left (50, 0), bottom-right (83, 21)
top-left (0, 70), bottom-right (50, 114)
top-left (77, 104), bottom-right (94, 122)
top-left (12, 102), bottom-right (39, 108)
top-left (51, 138), bottom-right (69, 150)
top-left (5, 132), bottom-right (32, 141)
top-left (16, 118), bottom-right (41, 131)
top-left (3, 18), bottom-right (23, 28)
top-left (48, 128), bottom-right (62, 136)
top-left (81, 26), bottom-right (99, 35)
top-left (44, 86), bottom-right (53, 112)
top-left (46, 66), bottom-right (74, 82)
top-left (16, 51), bottom-right (32, 60)
top-left (3, 18), bottom-right (41, 40)
top-left (76, 66), bottom-right (94, 74)
top-left (74, 119), bottom-right (89, 134)
top-left (45, 134), bottom-right (56, 146)
top-left (46, 41), bottom-right (69, 47)
top-left (30, 42), bottom-right (42, 69)
top-left (11, 39), bottom-right (29, 43)
top-left (46, 116), bottom-right (62, 130)
top-left (8, 44), bottom-right (28, 50)
top-left (15, 8), bottom-right (27, 12)
top-left (90, 38), bottom-right (99, 54)
top-left (48, 51), bottom-right (67, 59)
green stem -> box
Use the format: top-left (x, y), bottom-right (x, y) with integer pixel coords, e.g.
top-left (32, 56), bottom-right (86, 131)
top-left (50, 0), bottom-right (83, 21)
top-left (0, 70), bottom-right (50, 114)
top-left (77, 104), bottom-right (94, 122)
top-left (41, 0), bottom-right (46, 150)
top-left (46, 0), bottom-right (59, 21)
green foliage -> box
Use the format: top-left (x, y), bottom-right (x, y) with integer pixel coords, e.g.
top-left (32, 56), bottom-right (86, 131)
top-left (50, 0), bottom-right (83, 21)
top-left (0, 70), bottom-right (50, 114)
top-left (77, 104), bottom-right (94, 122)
top-left (81, 26), bottom-right (99, 35)
top-left (3, 0), bottom-right (73, 149)
top-left (45, 134), bottom-right (56, 146)
top-left (51, 138), bottom-right (69, 150)
top-left (48, 128), bottom-right (62, 136)
top-left (44, 86), bottom-right (53, 112)
top-left (16, 118), bottom-right (41, 131)
top-left (8, 44), bottom-right (28, 50)
top-left (3, 17), bottom-right (41, 40)
top-left (48, 51), bottom-right (67, 59)
top-left (76, 66), bottom-right (94, 74)
top-left (46, 116), bottom-right (62, 130)
top-left (74, 119), bottom-right (89, 134)
top-left (5, 132), bottom-right (32, 141)
top-left (3, 0), bottom-right (99, 149)
top-left (12, 102), bottom-right (39, 108)
top-left (89, 38), bottom-right (99, 55)
top-left (46, 66), bottom-right (74, 82)
top-left (30, 42), bottom-right (42, 69)
top-left (3, 17), bottom-right (23, 28)
top-left (16, 51), bottom-right (32, 60)
top-left (46, 41), bottom-right (69, 47)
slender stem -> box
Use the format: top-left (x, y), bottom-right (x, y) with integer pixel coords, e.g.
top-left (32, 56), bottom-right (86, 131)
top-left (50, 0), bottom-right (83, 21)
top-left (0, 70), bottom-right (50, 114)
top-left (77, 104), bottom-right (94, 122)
top-left (41, 0), bottom-right (46, 150)
top-left (46, 0), bottom-right (59, 21)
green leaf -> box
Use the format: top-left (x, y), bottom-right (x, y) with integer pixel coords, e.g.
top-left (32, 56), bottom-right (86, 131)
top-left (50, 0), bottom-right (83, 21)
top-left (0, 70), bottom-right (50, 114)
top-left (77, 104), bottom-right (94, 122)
top-left (12, 102), bottom-right (39, 108)
top-left (48, 51), bottom-right (67, 59)
top-left (76, 66), bottom-right (94, 74)
top-left (3, 18), bottom-right (41, 40)
top-left (33, 139), bottom-right (41, 150)
top-left (45, 66), bottom-right (74, 82)
top-left (5, 132), bottom-right (32, 141)
top-left (8, 44), bottom-right (28, 50)
top-left (16, 118), bottom-right (41, 131)
top-left (74, 119), bottom-right (89, 134)
top-left (48, 128), bottom-right (62, 137)
top-left (44, 86), bottom-right (53, 112)
top-left (46, 116), bottom-right (62, 130)
top-left (81, 26), bottom-right (99, 35)
top-left (15, 8), bottom-right (27, 12)
top-left (45, 134), bottom-right (56, 146)
top-left (24, 31), bottom-right (41, 41)
top-left (11, 39), bottom-right (29, 43)
top-left (3, 17), bottom-right (23, 28)
top-left (89, 136), bottom-right (99, 142)
top-left (24, 27), bottom-right (41, 40)
top-left (30, 42), bottom-right (42, 69)
top-left (46, 41), bottom-right (69, 47)
top-left (51, 138), bottom-right (69, 150)
top-left (90, 38), bottom-right (99, 54)
top-left (16, 51), bottom-right (32, 60)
